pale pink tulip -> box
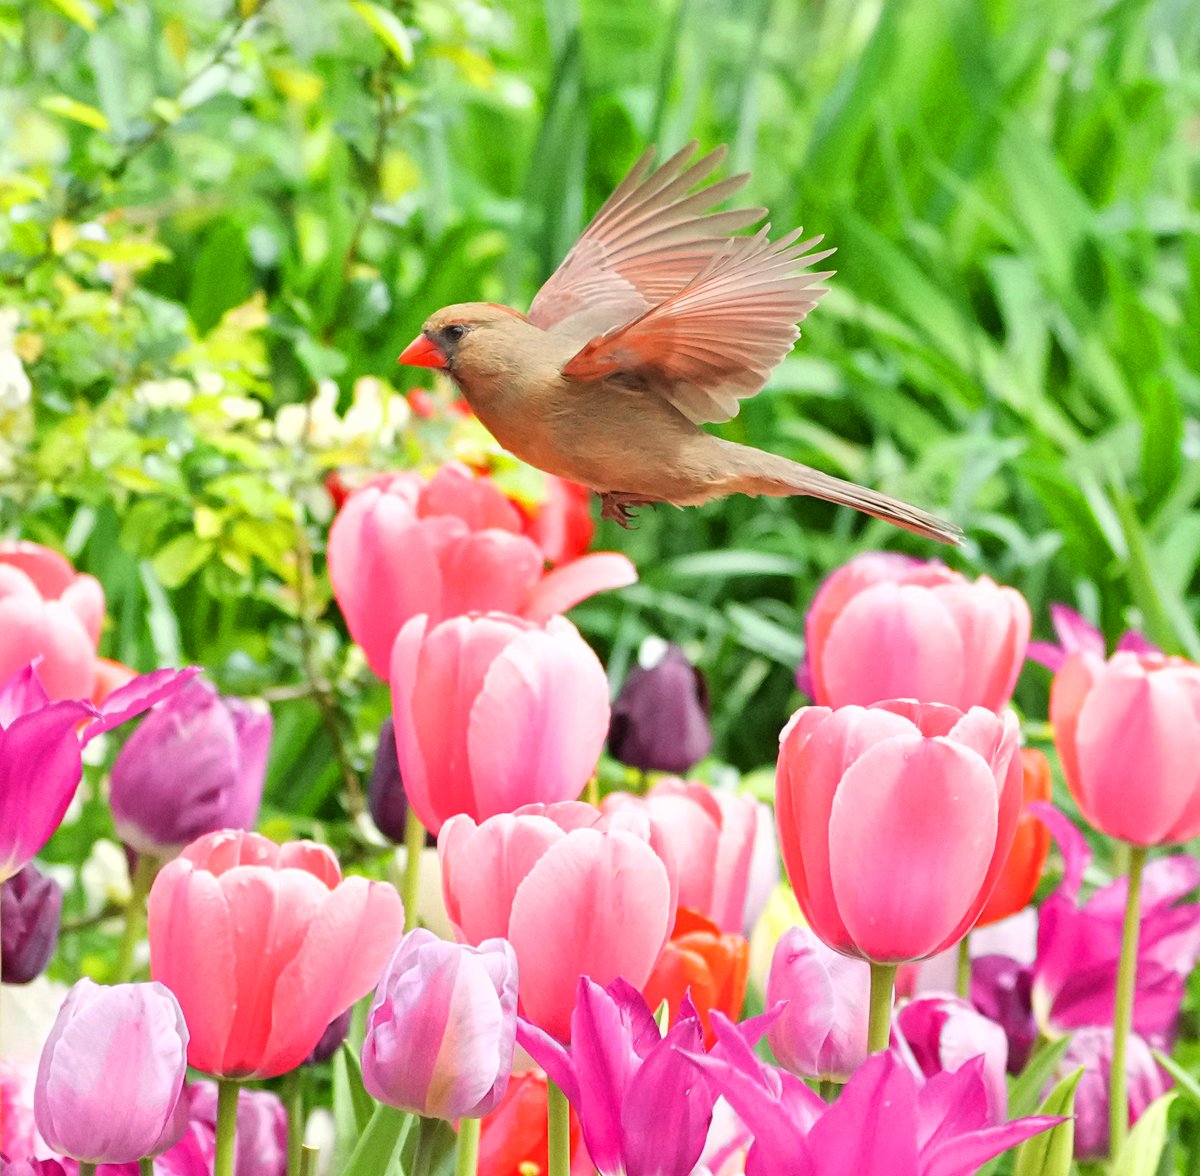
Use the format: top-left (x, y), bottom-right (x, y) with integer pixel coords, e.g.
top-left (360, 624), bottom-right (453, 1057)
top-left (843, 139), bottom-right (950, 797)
top-left (328, 466), bottom-right (634, 677)
top-left (439, 802), bottom-right (675, 1041)
top-left (391, 613), bottom-right (610, 835)
top-left (776, 700), bottom-right (1022, 963)
top-left (1051, 649), bottom-right (1200, 845)
top-left (804, 552), bottom-right (1030, 711)
top-left (602, 779), bottom-right (755, 934)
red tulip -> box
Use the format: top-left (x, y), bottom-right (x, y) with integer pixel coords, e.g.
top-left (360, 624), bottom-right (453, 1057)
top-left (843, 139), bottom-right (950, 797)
top-left (516, 475), bottom-right (595, 566)
top-left (147, 830), bottom-right (404, 1078)
top-left (776, 700), bottom-right (1022, 963)
top-left (439, 802), bottom-right (676, 1041)
top-left (1051, 649), bottom-right (1200, 845)
top-left (804, 552), bottom-right (1030, 711)
top-left (975, 748), bottom-right (1053, 927)
top-left (478, 1069), bottom-right (584, 1176)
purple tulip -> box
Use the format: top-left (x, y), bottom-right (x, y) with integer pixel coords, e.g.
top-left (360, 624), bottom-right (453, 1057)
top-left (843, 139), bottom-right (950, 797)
top-left (188, 1080), bottom-right (287, 1176)
top-left (110, 679), bottom-right (272, 858)
top-left (970, 955), bottom-right (1036, 1073)
top-left (306, 1007), bottom-right (353, 1065)
top-left (362, 929), bottom-right (518, 1120)
top-left (1031, 804), bottom-right (1200, 1047)
top-left (34, 979), bottom-right (189, 1164)
top-left (368, 716), bottom-right (408, 842)
top-left (518, 977), bottom-right (716, 1176)
top-left (1027, 604), bottom-right (1157, 672)
top-left (895, 995), bottom-right (1009, 1123)
top-left (1, 863), bottom-right (63, 984)
top-left (608, 642), bottom-right (712, 774)
top-left (1052, 1027), bottom-right (1171, 1161)
top-left (765, 924), bottom-right (869, 1081)
top-left (691, 1014), bottom-right (1061, 1176)
top-left (0, 664), bottom-right (198, 880)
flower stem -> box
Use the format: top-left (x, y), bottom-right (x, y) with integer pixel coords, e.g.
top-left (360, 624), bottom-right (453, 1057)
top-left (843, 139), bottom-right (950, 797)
top-left (547, 1079), bottom-right (571, 1176)
top-left (411, 1117), bottom-right (436, 1176)
top-left (79, 1166), bottom-right (96, 1176)
top-left (956, 935), bottom-right (971, 999)
top-left (818, 1079), bottom-right (839, 1102)
top-left (867, 962), bottom-right (897, 1053)
top-left (455, 1117), bottom-right (480, 1176)
top-left (283, 1068), bottom-right (304, 1176)
top-left (140, 1160), bottom-right (155, 1176)
top-left (402, 812), bottom-right (426, 932)
top-left (114, 853), bottom-right (158, 983)
top-left (1109, 843), bottom-right (1147, 1161)
top-left (214, 1079), bottom-right (241, 1176)
top-left (299, 1145), bottom-right (319, 1176)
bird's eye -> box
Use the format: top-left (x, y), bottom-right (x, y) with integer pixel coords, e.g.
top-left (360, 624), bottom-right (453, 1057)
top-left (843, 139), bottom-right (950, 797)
top-left (443, 324), bottom-right (467, 342)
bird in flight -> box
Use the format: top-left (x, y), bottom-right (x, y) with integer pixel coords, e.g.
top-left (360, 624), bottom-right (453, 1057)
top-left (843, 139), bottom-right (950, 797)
top-left (398, 143), bottom-right (960, 544)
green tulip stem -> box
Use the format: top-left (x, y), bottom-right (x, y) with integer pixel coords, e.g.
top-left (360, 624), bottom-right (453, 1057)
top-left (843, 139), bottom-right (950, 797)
top-left (140, 1160), bottom-right (155, 1176)
top-left (818, 1079), bottom-right (839, 1102)
top-left (547, 1079), bottom-right (571, 1176)
top-left (284, 1068), bottom-right (304, 1176)
top-left (455, 1117), bottom-right (481, 1176)
top-left (411, 1116), bottom-right (436, 1176)
top-left (402, 813), bottom-right (425, 932)
top-left (956, 935), bottom-right (972, 999)
top-left (79, 1166), bottom-right (97, 1176)
top-left (298, 1145), bottom-right (319, 1176)
top-left (1110, 844), bottom-right (1147, 1161)
top-left (867, 962), bottom-right (897, 1054)
top-left (214, 1079), bottom-right (240, 1176)
top-left (114, 853), bottom-right (158, 984)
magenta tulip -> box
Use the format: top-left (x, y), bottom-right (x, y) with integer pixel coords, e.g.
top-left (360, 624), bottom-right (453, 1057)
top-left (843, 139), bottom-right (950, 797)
top-left (328, 465), bottom-right (635, 677)
top-left (362, 929), bottom-right (517, 1119)
top-left (110, 678), bottom-right (272, 858)
top-left (0, 543), bottom-right (104, 702)
top-left (970, 955), bottom-right (1036, 1073)
top-left (776, 700), bottom-right (1022, 963)
top-left (765, 924), bottom-right (869, 1081)
top-left (0, 664), bottom-right (198, 881)
top-left (1027, 603), bottom-right (1156, 672)
top-left (34, 979), bottom-right (189, 1164)
top-left (602, 779), bottom-right (756, 934)
top-left (439, 801), bottom-right (675, 1041)
top-left (804, 552), bottom-right (1030, 711)
top-left (391, 613), bottom-right (610, 835)
top-left (1052, 649), bottom-right (1200, 845)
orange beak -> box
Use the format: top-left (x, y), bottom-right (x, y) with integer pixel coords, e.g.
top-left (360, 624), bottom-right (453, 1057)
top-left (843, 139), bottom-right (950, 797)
top-left (398, 334), bottom-right (448, 369)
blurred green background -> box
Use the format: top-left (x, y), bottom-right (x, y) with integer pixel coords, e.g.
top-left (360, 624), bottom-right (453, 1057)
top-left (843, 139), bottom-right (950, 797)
top-left (2, 0), bottom-right (1198, 814)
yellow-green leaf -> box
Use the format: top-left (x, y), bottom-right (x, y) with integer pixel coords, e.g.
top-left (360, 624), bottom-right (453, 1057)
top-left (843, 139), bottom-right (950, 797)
top-left (350, 1), bottom-right (413, 67)
top-left (1111, 1091), bottom-right (1176, 1176)
top-left (43, 0), bottom-right (97, 31)
top-left (39, 95), bottom-right (109, 131)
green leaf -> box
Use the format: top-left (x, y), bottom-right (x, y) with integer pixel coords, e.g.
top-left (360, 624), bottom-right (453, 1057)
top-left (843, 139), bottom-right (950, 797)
top-left (1153, 1049), bottom-right (1200, 1110)
top-left (42, 0), bottom-right (97, 31)
top-left (39, 94), bottom-right (109, 131)
top-left (1007, 1036), bottom-right (1073, 1119)
top-left (1110, 1090), bottom-right (1176, 1176)
top-left (336, 1040), bottom-right (376, 1134)
top-left (340, 1103), bottom-right (411, 1176)
top-left (1012, 1067), bottom-right (1081, 1176)
top-left (350, 2), bottom-right (414, 67)
top-left (150, 534), bottom-right (213, 589)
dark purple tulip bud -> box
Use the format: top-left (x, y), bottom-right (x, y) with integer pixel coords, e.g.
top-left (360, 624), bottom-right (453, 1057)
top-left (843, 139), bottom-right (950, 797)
top-left (608, 641), bottom-right (712, 774)
top-left (109, 679), bottom-right (273, 859)
top-left (306, 1006), bottom-right (353, 1065)
top-left (1, 862), bottom-right (63, 984)
top-left (971, 954), bottom-right (1037, 1074)
top-left (368, 716), bottom-right (408, 842)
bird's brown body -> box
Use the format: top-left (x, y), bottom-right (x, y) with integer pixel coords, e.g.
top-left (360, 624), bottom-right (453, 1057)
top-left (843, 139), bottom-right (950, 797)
top-left (399, 145), bottom-right (961, 543)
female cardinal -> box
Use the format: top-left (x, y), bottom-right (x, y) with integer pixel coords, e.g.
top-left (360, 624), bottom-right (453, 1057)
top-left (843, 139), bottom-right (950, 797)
top-left (399, 143), bottom-right (960, 543)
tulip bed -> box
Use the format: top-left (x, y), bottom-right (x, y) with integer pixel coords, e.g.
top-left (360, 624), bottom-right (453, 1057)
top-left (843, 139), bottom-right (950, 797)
top-left (4, 1), bottom-right (1200, 1176)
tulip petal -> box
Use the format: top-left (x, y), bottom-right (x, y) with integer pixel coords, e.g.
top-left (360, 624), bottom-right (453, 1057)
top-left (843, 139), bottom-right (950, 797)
top-left (522, 552), bottom-right (638, 623)
top-left (439, 530), bottom-right (545, 619)
top-left (419, 464), bottom-right (523, 532)
top-left (82, 666), bottom-right (202, 744)
top-left (0, 597), bottom-right (97, 702)
top-left (828, 737), bottom-right (998, 961)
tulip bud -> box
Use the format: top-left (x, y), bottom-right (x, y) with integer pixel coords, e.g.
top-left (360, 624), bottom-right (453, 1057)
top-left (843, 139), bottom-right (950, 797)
top-left (766, 924), bottom-right (870, 1082)
top-left (362, 929), bottom-right (518, 1119)
top-left (608, 640), bottom-right (712, 774)
top-left (970, 955), bottom-right (1036, 1073)
top-left (110, 679), bottom-right (272, 858)
top-left (367, 716), bottom-right (408, 842)
top-left (306, 1007), bottom-right (353, 1066)
top-left (1, 862), bottom-right (63, 984)
top-left (188, 1080), bottom-right (288, 1176)
top-left (34, 978), bottom-right (189, 1164)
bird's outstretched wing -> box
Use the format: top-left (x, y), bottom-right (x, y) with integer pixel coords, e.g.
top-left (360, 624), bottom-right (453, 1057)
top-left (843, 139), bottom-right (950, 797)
top-left (526, 142), bottom-right (765, 342)
top-left (560, 227), bottom-right (835, 424)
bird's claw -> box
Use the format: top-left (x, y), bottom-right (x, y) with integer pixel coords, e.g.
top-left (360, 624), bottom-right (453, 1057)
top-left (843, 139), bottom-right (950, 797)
top-left (599, 492), bottom-right (652, 528)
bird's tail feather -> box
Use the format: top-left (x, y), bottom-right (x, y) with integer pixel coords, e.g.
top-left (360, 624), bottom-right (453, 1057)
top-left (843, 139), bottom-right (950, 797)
top-left (721, 444), bottom-right (962, 545)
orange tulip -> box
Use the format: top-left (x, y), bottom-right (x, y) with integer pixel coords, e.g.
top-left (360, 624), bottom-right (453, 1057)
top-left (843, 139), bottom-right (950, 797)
top-left (975, 748), bottom-right (1053, 927)
top-left (642, 908), bottom-right (749, 1048)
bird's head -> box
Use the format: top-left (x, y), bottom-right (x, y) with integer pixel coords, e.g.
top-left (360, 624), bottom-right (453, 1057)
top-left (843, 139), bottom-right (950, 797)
top-left (397, 303), bottom-right (530, 376)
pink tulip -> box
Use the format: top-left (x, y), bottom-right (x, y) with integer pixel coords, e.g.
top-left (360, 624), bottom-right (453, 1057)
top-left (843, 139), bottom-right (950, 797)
top-left (803, 552), bottom-right (1031, 711)
top-left (0, 664), bottom-right (198, 881)
top-left (439, 801), bottom-right (676, 1041)
top-left (776, 700), bottom-right (1022, 962)
top-left (362, 930), bottom-right (518, 1119)
top-left (765, 924), bottom-right (869, 1081)
top-left (147, 830), bottom-right (404, 1079)
top-left (1051, 649), bottom-right (1200, 845)
top-left (34, 979), bottom-right (189, 1164)
top-left (391, 613), bottom-right (610, 835)
top-left (327, 465), bottom-right (635, 677)
top-left (0, 543), bottom-right (104, 702)
top-left (602, 779), bottom-right (755, 934)
top-left (1027, 603), bottom-right (1157, 672)
top-left (187, 1081), bottom-right (287, 1176)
